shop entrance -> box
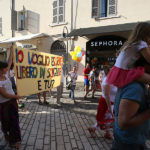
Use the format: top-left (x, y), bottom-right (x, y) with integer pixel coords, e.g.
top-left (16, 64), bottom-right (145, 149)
top-left (86, 35), bottom-right (126, 69)
top-left (51, 40), bottom-right (67, 76)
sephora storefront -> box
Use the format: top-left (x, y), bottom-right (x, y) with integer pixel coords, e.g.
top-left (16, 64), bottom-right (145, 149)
top-left (86, 35), bottom-right (126, 69)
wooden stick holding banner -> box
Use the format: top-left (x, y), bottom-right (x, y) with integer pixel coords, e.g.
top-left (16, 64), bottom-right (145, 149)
top-left (13, 46), bottom-right (63, 96)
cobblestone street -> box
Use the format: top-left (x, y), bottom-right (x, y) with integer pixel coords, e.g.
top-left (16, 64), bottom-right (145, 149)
top-left (0, 85), bottom-right (150, 150)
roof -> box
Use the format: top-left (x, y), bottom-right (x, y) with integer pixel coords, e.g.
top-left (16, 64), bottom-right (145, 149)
top-left (67, 22), bottom-right (139, 37)
top-left (0, 33), bottom-right (50, 46)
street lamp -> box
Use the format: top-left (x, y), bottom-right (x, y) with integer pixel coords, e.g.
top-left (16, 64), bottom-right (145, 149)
top-left (62, 26), bottom-right (69, 74)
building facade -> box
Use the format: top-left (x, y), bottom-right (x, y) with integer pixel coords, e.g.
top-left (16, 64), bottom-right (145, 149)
top-left (0, 0), bottom-right (150, 81)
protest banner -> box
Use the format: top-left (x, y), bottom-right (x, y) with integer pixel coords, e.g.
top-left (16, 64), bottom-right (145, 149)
top-left (13, 47), bottom-right (63, 96)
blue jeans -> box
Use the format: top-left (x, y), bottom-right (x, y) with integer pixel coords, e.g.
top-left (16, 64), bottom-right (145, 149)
top-left (69, 85), bottom-right (76, 100)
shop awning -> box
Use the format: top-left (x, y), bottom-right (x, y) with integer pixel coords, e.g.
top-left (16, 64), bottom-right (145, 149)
top-left (0, 33), bottom-right (50, 47)
top-left (67, 22), bottom-right (139, 37)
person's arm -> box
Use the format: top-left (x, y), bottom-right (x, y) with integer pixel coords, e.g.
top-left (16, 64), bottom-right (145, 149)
top-left (0, 87), bottom-right (21, 99)
top-left (75, 74), bottom-right (77, 80)
top-left (66, 72), bottom-right (70, 78)
top-left (118, 99), bottom-right (150, 130)
top-left (103, 84), bottom-right (113, 114)
top-left (140, 47), bottom-right (150, 64)
top-left (7, 47), bottom-right (13, 71)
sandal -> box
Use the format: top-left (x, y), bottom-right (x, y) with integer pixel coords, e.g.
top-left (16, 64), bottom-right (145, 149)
top-left (39, 101), bottom-right (42, 105)
top-left (84, 96), bottom-right (87, 100)
top-left (104, 132), bottom-right (113, 140)
top-left (18, 103), bottom-right (24, 109)
top-left (43, 101), bottom-right (49, 105)
top-left (88, 127), bottom-right (96, 138)
top-left (4, 134), bottom-right (9, 142)
top-left (9, 142), bottom-right (21, 149)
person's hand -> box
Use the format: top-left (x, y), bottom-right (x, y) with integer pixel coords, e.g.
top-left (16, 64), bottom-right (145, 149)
top-left (108, 106), bottom-right (114, 117)
top-left (16, 95), bottom-right (23, 99)
top-left (108, 106), bottom-right (112, 113)
top-left (10, 46), bottom-right (13, 51)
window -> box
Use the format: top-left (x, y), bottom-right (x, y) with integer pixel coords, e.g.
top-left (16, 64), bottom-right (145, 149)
top-left (11, 10), bottom-right (26, 31)
top-left (92, 0), bottom-right (117, 18)
top-left (51, 40), bottom-right (66, 52)
top-left (17, 11), bottom-right (25, 31)
top-left (0, 18), bottom-right (2, 35)
top-left (52, 0), bottom-right (65, 24)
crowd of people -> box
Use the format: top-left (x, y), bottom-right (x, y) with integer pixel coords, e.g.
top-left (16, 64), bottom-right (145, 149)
top-left (1, 22), bottom-right (150, 149)
top-left (87, 22), bottom-right (150, 150)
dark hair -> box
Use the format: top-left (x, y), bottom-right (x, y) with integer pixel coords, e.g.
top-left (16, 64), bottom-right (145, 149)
top-left (134, 57), bottom-right (148, 67)
top-left (121, 22), bottom-right (150, 51)
top-left (0, 61), bottom-right (8, 69)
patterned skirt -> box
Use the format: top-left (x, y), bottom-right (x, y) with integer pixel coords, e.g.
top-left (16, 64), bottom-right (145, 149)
top-left (0, 99), bottom-right (21, 144)
top-left (96, 96), bottom-right (114, 129)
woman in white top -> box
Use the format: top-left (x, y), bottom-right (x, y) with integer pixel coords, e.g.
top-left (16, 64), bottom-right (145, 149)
top-left (0, 48), bottom-right (22, 149)
top-left (88, 66), bottom-right (117, 139)
top-left (67, 66), bottom-right (78, 101)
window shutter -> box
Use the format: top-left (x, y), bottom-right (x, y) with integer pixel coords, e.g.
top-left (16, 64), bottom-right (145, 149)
top-left (53, 0), bottom-right (58, 23)
top-left (0, 18), bottom-right (2, 34)
top-left (107, 0), bottom-right (117, 16)
top-left (11, 10), bottom-right (17, 30)
top-left (25, 11), bottom-right (28, 30)
top-left (92, 0), bottom-right (99, 18)
top-left (26, 10), bottom-right (40, 33)
top-left (58, 0), bottom-right (65, 23)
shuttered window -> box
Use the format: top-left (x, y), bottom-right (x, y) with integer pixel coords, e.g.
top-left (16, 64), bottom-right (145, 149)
top-left (11, 10), bottom-right (26, 31)
top-left (0, 18), bottom-right (2, 35)
top-left (92, 0), bottom-right (117, 18)
top-left (92, 0), bottom-right (99, 18)
top-left (107, 0), bottom-right (117, 16)
top-left (53, 0), bottom-right (65, 24)
top-left (11, 10), bottom-right (17, 30)
top-left (26, 10), bottom-right (40, 33)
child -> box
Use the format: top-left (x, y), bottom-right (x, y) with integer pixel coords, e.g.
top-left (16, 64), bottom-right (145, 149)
top-left (86, 67), bottom-right (101, 98)
top-left (88, 67), bottom-right (117, 139)
top-left (67, 66), bottom-right (78, 101)
top-left (107, 22), bottom-right (150, 88)
top-left (95, 67), bottom-right (101, 90)
top-left (0, 49), bottom-right (22, 149)
top-left (89, 66), bottom-right (97, 98)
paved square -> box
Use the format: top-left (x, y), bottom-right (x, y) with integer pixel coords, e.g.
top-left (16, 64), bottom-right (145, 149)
top-left (0, 86), bottom-right (150, 150)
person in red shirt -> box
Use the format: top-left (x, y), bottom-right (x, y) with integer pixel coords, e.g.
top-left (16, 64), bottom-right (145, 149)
top-left (83, 63), bottom-right (91, 99)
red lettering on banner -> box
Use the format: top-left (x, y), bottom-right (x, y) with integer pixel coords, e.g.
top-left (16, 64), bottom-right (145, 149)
top-left (32, 54), bottom-right (38, 64)
top-left (17, 50), bottom-right (24, 63)
top-left (37, 55), bottom-right (43, 65)
top-left (22, 66), bottom-right (26, 78)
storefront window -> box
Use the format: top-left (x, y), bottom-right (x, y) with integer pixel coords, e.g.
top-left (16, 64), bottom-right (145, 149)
top-left (86, 35), bottom-right (126, 69)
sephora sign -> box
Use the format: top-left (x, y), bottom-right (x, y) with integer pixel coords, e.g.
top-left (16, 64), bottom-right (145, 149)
top-left (87, 35), bottom-right (126, 50)
top-left (90, 40), bottom-right (123, 47)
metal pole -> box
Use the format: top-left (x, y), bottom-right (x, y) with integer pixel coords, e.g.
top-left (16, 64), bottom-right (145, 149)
top-left (11, 0), bottom-right (15, 38)
top-left (62, 26), bottom-right (69, 74)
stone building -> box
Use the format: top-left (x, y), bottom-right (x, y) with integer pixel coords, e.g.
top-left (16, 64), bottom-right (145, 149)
top-left (0, 0), bottom-right (150, 81)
